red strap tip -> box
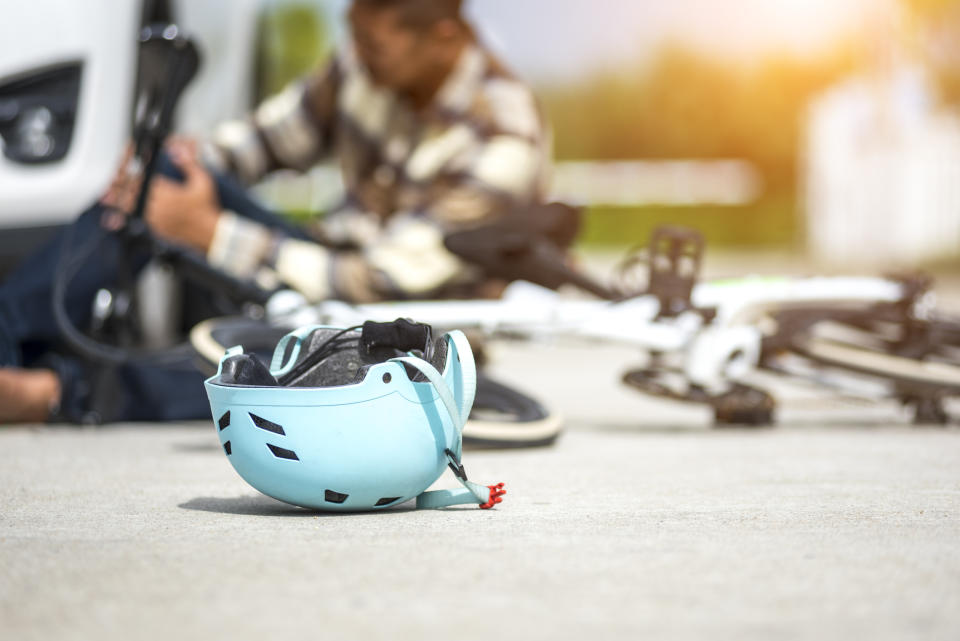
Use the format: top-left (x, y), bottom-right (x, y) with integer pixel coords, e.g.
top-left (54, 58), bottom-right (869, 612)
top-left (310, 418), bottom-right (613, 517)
top-left (479, 482), bottom-right (506, 509)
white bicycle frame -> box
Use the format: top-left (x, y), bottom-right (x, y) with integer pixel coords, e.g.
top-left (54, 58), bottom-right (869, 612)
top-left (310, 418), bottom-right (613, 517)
top-left (260, 275), bottom-right (908, 395)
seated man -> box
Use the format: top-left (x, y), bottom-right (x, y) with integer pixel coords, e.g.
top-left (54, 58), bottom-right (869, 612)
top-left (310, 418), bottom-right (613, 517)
top-left (0, 0), bottom-right (550, 424)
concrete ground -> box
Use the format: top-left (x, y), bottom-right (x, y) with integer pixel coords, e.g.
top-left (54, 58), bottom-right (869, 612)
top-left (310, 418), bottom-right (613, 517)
top-left (2, 255), bottom-right (959, 640)
top-left (1, 337), bottom-right (959, 641)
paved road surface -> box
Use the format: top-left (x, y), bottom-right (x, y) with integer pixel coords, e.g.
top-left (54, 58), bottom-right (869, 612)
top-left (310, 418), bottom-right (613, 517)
top-left (2, 339), bottom-right (959, 641)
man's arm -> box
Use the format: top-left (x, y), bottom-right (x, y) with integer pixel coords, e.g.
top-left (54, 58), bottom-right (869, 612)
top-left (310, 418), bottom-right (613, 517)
top-left (206, 68), bottom-right (551, 302)
top-left (206, 57), bottom-right (342, 186)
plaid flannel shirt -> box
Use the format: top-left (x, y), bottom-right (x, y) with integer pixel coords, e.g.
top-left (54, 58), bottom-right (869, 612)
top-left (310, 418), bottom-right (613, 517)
top-left (205, 40), bottom-right (551, 302)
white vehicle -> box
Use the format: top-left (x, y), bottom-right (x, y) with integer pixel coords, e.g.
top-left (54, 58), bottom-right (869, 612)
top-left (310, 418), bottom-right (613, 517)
top-left (0, 0), bottom-right (261, 275)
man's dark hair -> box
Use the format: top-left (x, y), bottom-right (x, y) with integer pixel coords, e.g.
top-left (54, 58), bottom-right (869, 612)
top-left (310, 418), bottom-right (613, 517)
top-left (354, 0), bottom-right (465, 31)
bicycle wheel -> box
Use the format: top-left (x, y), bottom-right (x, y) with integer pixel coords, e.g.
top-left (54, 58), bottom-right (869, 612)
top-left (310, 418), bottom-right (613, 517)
top-left (621, 367), bottom-right (775, 427)
top-left (190, 316), bottom-right (563, 447)
top-left (190, 317), bottom-right (290, 374)
top-left (764, 303), bottom-right (960, 425)
top-left (466, 374), bottom-right (564, 447)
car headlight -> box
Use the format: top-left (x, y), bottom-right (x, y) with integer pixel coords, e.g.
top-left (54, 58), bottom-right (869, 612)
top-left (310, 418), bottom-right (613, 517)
top-left (0, 62), bottom-right (81, 164)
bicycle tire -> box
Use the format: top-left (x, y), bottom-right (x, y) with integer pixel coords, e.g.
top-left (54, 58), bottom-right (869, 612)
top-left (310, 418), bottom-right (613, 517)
top-left (781, 313), bottom-right (960, 393)
top-left (190, 317), bottom-right (563, 447)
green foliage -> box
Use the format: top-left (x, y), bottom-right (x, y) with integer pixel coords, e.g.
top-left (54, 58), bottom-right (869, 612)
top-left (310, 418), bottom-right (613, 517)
top-left (542, 45), bottom-right (856, 186)
top-left (255, 1), bottom-right (331, 102)
top-left (541, 45), bottom-right (856, 248)
top-left (576, 193), bottom-right (800, 250)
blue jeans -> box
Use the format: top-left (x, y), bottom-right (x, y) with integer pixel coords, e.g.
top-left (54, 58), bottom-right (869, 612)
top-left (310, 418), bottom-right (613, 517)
top-left (0, 155), bottom-right (310, 423)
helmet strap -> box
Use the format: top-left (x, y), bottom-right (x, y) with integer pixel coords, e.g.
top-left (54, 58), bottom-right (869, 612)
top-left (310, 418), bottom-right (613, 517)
top-left (391, 332), bottom-right (504, 510)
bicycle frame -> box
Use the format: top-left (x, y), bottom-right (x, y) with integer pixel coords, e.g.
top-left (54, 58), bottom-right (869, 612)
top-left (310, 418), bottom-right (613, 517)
top-left (255, 273), bottom-right (910, 396)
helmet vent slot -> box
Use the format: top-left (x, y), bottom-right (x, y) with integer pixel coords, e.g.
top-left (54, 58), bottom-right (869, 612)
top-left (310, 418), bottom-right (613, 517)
top-left (266, 443), bottom-right (299, 460)
top-left (218, 411), bottom-right (231, 430)
top-left (325, 489), bottom-right (348, 504)
top-left (375, 497), bottom-right (401, 506)
top-left (250, 413), bottom-right (285, 435)
top-left (223, 441), bottom-right (232, 455)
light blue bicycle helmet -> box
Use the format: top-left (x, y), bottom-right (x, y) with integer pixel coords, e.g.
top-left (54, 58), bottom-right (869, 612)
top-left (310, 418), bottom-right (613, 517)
top-left (204, 319), bottom-right (505, 511)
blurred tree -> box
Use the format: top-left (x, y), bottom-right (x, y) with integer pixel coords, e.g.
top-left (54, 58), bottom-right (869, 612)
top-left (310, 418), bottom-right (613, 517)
top-left (902, 0), bottom-right (960, 106)
top-left (255, 1), bottom-right (331, 103)
top-left (540, 44), bottom-right (857, 248)
top-left (543, 45), bottom-right (855, 181)
top-left (901, 0), bottom-right (957, 15)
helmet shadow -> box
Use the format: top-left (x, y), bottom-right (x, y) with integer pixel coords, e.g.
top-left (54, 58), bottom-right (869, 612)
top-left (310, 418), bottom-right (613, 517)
top-left (178, 495), bottom-right (416, 516)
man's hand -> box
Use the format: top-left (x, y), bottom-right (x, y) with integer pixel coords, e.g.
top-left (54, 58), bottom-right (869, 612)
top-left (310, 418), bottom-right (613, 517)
top-left (100, 144), bottom-right (140, 226)
top-left (146, 140), bottom-right (221, 254)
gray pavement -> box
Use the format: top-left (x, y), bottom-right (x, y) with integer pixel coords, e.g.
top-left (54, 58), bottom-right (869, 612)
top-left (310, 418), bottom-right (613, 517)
top-left (2, 340), bottom-right (959, 641)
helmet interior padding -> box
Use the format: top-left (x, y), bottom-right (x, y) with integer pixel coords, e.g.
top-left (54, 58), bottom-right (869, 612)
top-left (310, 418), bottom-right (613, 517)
top-left (218, 320), bottom-right (448, 389)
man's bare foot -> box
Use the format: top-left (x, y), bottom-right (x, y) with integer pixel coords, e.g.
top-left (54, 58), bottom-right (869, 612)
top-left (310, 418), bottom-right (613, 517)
top-left (0, 368), bottom-right (61, 424)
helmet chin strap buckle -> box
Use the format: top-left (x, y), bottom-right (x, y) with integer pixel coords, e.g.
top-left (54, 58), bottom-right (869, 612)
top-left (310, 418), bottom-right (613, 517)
top-left (445, 448), bottom-right (468, 481)
top-left (445, 449), bottom-right (506, 509)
